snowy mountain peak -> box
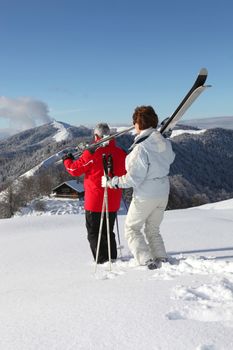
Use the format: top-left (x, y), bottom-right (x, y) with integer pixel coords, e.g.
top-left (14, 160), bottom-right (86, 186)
top-left (51, 120), bottom-right (71, 142)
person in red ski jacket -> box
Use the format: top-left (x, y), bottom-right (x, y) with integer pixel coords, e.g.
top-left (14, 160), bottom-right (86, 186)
top-left (63, 123), bottom-right (127, 264)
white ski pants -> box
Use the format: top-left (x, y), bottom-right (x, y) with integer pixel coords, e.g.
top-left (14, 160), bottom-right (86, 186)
top-left (124, 196), bottom-right (168, 265)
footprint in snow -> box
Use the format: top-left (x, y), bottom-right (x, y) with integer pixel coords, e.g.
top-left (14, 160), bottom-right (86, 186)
top-left (167, 276), bottom-right (233, 323)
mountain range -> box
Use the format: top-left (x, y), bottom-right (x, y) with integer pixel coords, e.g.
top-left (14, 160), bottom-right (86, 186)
top-left (0, 121), bottom-right (92, 186)
top-left (181, 116), bottom-right (233, 130)
top-left (0, 116), bottom-right (233, 141)
top-left (0, 119), bottom-right (233, 212)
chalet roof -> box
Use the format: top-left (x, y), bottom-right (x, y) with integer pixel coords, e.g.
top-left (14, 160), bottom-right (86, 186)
top-left (52, 180), bottom-right (84, 193)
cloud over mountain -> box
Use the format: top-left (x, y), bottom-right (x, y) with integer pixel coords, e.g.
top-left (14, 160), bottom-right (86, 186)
top-left (0, 96), bottom-right (52, 132)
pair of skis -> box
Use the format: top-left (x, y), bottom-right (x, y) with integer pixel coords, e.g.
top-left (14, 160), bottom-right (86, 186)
top-left (160, 68), bottom-right (210, 134)
top-left (60, 68), bottom-right (210, 161)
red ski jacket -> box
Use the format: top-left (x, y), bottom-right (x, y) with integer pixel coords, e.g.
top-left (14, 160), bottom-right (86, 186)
top-left (63, 139), bottom-right (127, 212)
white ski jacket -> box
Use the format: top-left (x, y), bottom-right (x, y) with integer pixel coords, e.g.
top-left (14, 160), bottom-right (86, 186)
top-left (118, 128), bottom-right (175, 198)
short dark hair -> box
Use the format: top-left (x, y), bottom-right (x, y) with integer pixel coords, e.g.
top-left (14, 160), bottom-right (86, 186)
top-left (132, 106), bottom-right (158, 130)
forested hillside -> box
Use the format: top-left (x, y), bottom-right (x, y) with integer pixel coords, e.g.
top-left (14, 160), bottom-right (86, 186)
top-left (169, 128), bottom-right (233, 208)
top-left (0, 122), bottom-right (92, 187)
top-left (0, 123), bottom-right (232, 217)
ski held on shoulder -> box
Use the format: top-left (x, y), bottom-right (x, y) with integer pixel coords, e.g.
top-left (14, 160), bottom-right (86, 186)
top-left (59, 67), bottom-right (210, 162)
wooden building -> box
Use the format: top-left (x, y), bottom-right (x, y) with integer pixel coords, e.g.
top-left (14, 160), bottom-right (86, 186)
top-left (52, 180), bottom-right (84, 199)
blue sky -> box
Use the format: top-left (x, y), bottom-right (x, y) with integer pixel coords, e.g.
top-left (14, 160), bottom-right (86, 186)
top-left (0, 0), bottom-right (233, 131)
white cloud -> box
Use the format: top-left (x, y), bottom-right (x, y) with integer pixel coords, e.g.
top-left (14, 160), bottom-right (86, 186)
top-left (0, 96), bottom-right (52, 132)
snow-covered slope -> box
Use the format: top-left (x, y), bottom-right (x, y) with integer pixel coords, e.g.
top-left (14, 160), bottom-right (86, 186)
top-left (196, 197), bottom-right (233, 210)
top-left (0, 198), bottom-right (233, 349)
top-left (0, 120), bottom-right (93, 187)
top-left (51, 120), bottom-right (71, 142)
top-left (21, 150), bottom-right (65, 178)
top-left (171, 128), bottom-right (207, 137)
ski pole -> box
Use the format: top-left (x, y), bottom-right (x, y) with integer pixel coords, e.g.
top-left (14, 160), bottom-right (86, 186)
top-left (104, 181), bottom-right (112, 271)
top-left (104, 154), bottom-right (112, 271)
top-left (95, 186), bottom-right (107, 273)
top-left (106, 154), bottom-right (124, 259)
top-left (94, 154), bottom-right (112, 273)
top-left (115, 213), bottom-right (123, 259)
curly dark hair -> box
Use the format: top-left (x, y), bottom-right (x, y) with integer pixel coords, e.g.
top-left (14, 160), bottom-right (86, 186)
top-left (132, 106), bottom-right (158, 130)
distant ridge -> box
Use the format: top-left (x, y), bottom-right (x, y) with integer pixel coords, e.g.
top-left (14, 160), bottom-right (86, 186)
top-left (180, 116), bottom-right (233, 130)
top-left (0, 123), bottom-right (233, 212)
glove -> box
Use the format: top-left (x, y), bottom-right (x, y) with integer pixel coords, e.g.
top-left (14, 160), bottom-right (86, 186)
top-left (62, 152), bottom-right (75, 161)
top-left (101, 176), bottom-right (119, 189)
top-left (159, 117), bottom-right (172, 138)
top-left (162, 129), bottom-right (172, 138)
top-left (101, 140), bottom-right (110, 147)
top-left (88, 144), bottom-right (99, 154)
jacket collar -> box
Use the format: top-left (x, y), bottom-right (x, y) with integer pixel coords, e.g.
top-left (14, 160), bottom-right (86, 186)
top-left (129, 127), bottom-right (155, 151)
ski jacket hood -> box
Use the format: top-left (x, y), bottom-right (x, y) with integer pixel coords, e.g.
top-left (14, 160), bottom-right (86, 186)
top-left (118, 128), bottom-right (175, 198)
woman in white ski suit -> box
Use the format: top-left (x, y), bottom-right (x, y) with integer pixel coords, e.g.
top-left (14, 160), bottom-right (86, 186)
top-left (102, 106), bottom-right (175, 268)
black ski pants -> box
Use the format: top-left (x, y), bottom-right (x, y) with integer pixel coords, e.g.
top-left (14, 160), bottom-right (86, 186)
top-left (85, 210), bottom-right (117, 264)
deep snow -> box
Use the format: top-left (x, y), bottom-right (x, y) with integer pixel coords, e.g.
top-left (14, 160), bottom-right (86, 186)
top-left (0, 198), bottom-right (233, 350)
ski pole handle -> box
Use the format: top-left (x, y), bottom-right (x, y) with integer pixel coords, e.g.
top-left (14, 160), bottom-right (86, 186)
top-left (102, 154), bottom-right (108, 177)
top-left (107, 154), bottom-right (113, 177)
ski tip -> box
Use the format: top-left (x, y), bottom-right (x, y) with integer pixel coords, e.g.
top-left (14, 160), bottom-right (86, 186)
top-left (199, 67), bottom-right (208, 76)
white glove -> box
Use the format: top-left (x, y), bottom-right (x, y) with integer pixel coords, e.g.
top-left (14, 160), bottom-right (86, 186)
top-left (101, 176), bottom-right (119, 189)
top-left (101, 135), bottom-right (110, 147)
top-left (101, 140), bottom-right (110, 147)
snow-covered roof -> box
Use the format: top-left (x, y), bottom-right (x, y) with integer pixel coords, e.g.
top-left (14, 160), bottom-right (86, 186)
top-left (52, 180), bottom-right (84, 192)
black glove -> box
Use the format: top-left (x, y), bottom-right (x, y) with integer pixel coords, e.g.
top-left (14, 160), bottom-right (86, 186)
top-left (62, 152), bottom-right (75, 161)
top-left (87, 144), bottom-right (99, 154)
top-left (162, 129), bottom-right (172, 138)
top-left (160, 118), bottom-right (172, 138)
